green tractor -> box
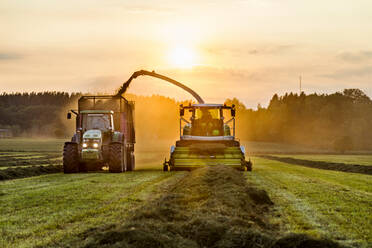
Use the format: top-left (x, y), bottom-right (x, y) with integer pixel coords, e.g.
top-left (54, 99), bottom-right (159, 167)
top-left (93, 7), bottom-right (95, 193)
top-left (163, 103), bottom-right (252, 171)
top-left (63, 95), bottom-right (135, 173)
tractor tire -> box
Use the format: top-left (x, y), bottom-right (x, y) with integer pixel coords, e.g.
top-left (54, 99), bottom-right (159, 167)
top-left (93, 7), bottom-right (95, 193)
top-left (79, 162), bottom-right (88, 172)
top-left (63, 143), bottom-right (79, 173)
top-left (109, 143), bottom-right (125, 173)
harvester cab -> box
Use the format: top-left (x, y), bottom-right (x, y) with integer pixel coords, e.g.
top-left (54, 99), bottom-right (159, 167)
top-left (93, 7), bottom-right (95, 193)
top-left (164, 103), bottom-right (252, 171)
top-left (180, 104), bottom-right (235, 138)
top-left (63, 95), bottom-right (135, 173)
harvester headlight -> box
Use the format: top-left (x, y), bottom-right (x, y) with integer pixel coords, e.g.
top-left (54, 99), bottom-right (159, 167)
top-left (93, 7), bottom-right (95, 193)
top-left (82, 143), bottom-right (88, 148)
top-left (93, 143), bottom-right (99, 148)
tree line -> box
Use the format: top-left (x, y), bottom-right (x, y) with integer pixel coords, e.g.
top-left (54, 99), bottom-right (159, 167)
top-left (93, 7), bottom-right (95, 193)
top-left (0, 92), bottom-right (81, 137)
top-left (226, 88), bottom-right (372, 151)
top-left (1, 89), bottom-right (371, 151)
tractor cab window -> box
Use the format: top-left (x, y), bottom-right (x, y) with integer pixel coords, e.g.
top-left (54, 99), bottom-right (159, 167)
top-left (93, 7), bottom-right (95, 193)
top-left (83, 114), bottom-right (112, 131)
top-left (192, 108), bottom-right (223, 136)
top-left (195, 108), bottom-right (220, 120)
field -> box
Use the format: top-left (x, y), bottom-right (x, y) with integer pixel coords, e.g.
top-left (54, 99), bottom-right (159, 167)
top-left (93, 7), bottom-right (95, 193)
top-left (0, 138), bottom-right (371, 248)
top-left (248, 157), bottom-right (371, 247)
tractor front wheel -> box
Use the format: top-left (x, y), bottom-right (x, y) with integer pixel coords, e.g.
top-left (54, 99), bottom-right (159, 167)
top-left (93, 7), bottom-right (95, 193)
top-left (63, 143), bottom-right (79, 173)
top-left (109, 143), bottom-right (125, 173)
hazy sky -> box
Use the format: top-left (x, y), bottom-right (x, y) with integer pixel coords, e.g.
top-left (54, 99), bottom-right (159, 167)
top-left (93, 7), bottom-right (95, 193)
top-left (1, 0), bottom-right (372, 107)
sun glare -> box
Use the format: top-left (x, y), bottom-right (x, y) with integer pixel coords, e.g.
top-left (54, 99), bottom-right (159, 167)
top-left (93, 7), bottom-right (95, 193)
top-left (168, 46), bottom-right (196, 69)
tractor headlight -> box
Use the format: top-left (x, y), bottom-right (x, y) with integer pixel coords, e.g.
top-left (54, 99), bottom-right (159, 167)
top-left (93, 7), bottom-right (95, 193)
top-left (93, 143), bottom-right (99, 148)
top-left (82, 143), bottom-right (88, 148)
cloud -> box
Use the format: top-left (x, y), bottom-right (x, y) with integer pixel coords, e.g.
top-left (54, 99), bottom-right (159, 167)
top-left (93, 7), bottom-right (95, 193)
top-left (0, 53), bottom-right (22, 60)
top-left (84, 75), bottom-right (121, 91)
top-left (337, 50), bottom-right (372, 63)
top-left (162, 66), bottom-right (266, 83)
top-left (103, 1), bottom-right (175, 15)
top-left (321, 66), bottom-right (372, 80)
top-left (205, 44), bottom-right (295, 57)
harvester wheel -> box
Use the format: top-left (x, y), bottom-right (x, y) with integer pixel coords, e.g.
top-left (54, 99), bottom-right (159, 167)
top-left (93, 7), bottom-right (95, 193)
top-left (246, 160), bottom-right (253, 171)
top-left (63, 142), bottom-right (79, 173)
top-left (109, 143), bottom-right (125, 173)
top-left (126, 150), bottom-right (135, 171)
top-left (163, 158), bottom-right (170, 171)
top-left (131, 152), bottom-right (135, 171)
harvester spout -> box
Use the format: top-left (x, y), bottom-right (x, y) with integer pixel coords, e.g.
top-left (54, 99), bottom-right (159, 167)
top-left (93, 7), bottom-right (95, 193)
top-left (116, 70), bottom-right (205, 104)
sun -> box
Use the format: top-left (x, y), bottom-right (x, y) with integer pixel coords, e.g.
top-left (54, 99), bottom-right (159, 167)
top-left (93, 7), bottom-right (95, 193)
top-left (168, 46), bottom-right (196, 69)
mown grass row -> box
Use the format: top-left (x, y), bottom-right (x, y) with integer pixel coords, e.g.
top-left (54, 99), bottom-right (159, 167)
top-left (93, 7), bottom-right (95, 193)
top-left (0, 152), bottom-right (61, 168)
top-left (260, 155), bottom-right (372, 175)
top-left (273, 154), bottom-right (372, 166)
top-left (248, 157), bottom-right (372, 248)
top-left (0, 150), bottom-right (62, 180)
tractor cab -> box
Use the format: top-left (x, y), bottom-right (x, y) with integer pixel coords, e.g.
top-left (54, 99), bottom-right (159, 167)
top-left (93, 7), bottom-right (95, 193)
top-left (81, 110), bottom-right (114, 133)
top-left (179, 104), bottom-right (236, 140)
top-left (68, 110), bottom-right (115, 144)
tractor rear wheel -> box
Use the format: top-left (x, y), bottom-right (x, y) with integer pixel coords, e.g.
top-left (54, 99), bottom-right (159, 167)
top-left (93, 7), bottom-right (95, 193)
top-left (79, 162), bottom-right (88, 172)
top-left (63, 143), bottom-right (79, 173)
top-left (109, 143), bottom-right (125, 173)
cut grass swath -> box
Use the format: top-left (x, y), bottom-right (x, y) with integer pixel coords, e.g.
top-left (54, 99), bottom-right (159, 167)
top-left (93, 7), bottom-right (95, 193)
top-left (260, 155), bottom-right (372, 175)
top-left (273, 154), bottom-right (372, 166)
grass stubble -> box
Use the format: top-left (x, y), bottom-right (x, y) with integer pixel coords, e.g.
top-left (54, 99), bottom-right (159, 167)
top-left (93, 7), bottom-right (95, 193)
top-left (248, 157), bottom-right (371, 248)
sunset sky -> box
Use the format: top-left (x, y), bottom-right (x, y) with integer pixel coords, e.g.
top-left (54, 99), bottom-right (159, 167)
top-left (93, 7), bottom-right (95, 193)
top-left (1, 0), bottom-right (372, 107)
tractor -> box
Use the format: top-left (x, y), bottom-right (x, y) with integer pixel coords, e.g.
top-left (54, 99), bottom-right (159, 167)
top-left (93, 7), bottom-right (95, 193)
top-left (63, 95), bottom-right (135, 173)
top-left (163, 103), bottom-right (252, 171)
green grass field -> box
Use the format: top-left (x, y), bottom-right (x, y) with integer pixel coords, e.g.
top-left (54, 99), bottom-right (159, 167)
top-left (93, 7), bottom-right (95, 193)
top-left (0, 171), bottom-right (183, 247)
top-left (0, 138), bottom-right (371, 247)
top-left (248, 157), bottom-right (372, 248)
top-left (0, 138), bottom-right (65, 152)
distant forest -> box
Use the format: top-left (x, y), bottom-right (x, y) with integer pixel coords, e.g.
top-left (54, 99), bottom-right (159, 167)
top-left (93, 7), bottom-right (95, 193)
top-left (1, 89), bottom-right (372, 151)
